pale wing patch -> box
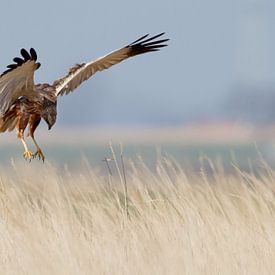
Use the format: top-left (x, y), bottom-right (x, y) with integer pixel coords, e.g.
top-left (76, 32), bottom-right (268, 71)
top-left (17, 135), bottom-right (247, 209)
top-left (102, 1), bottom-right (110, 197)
top-left (0, 48), bottom-right (40, 117)
top-left (0, 76), bottom-right (26, 116)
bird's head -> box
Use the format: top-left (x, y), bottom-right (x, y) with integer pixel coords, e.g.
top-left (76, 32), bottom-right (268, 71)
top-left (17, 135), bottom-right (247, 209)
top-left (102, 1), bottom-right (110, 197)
top-left (42, 98), bottom-right (57, 130)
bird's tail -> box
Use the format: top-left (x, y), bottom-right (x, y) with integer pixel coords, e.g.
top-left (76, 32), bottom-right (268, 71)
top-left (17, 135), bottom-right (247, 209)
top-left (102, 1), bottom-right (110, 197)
top-left (0, 116), bottom-right (17, 133)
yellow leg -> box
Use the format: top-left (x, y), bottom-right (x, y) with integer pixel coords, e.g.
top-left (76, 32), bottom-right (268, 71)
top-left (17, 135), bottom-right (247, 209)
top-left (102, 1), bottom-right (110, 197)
top-left (20, 138), bottom-right (33, 161)
top-left (31, 136), bottom-right (45, 162)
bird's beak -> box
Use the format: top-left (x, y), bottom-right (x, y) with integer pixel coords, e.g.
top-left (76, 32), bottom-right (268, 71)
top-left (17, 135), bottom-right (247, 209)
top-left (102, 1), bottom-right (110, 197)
top-left (48, 125), bottom-right (52, 130)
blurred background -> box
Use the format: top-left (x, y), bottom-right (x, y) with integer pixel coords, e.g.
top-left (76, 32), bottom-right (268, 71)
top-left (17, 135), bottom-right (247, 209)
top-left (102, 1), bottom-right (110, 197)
top-left (1, 0), bottom-right (275, 169)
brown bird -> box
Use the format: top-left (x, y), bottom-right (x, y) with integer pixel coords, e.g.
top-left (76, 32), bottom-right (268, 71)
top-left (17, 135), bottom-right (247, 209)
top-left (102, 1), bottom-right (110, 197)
top-left (0, 33), bottom-right (169, 162)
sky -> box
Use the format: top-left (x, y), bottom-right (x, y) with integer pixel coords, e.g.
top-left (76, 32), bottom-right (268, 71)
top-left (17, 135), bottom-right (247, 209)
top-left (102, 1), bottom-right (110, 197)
top-left (1, 0), bottom-right (275, 127)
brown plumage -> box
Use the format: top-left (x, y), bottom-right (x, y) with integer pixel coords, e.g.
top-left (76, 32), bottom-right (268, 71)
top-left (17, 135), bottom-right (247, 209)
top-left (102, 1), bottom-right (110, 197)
top-left (0, 33), bottom-right (169, 161)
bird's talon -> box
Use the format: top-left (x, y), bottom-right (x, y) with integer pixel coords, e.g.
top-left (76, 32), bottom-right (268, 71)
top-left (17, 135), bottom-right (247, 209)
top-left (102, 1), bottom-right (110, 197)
top-left (34, 150), bottom-right (45, 162)
top-left (23, 150), bottom-right (33, 161)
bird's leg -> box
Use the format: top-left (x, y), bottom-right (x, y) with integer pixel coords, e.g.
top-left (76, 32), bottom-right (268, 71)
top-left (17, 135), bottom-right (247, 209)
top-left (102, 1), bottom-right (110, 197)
top-left (18, 130), bottom-right (33, 161)
top-left (28, 116), bottom-right (45, 162)
top-left (31, 136), bottom-right (45, 162)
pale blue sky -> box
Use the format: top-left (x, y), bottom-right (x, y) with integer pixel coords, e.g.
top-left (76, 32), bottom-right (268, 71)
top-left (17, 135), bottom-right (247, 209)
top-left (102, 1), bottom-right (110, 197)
top-left (1, 0), bottom-right (275, 126)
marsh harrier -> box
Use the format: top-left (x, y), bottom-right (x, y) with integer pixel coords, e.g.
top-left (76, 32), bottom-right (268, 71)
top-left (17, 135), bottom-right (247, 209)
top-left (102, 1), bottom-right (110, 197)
top-left (0, 33), bottom-right (169, 161)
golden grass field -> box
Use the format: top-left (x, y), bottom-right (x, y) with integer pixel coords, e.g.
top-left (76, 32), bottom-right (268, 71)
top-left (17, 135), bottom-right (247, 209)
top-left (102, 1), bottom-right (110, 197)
top-left (0, 155), bottom-right (275, 275)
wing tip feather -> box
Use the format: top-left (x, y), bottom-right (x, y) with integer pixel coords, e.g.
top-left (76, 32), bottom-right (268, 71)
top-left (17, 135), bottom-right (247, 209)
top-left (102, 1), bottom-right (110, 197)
top-left (127, 32), bottom-right (169, 56)
top-left (1, 48), bottom-right (40, 77)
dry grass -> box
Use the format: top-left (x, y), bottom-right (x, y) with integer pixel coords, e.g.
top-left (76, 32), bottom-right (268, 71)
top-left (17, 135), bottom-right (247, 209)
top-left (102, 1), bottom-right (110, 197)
top-left (0, 156), bottom-right (275, 275)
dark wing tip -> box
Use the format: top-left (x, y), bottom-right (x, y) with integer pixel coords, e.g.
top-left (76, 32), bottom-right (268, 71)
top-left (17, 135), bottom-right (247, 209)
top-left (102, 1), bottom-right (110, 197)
top-left (127, 32), bottom-right (169, 56)
top-left (128, 34), bottom-right (150, 46)
top-left (20, 48), bottom-right (31, 61)
top-left (1, 48), bottom-right (40, 77)
top-left (13, 57), bottom-right (24, 65)
top-left (7, 64), bottom-right (18, 69)
top-left (30, 48), bottom-right (37, 61)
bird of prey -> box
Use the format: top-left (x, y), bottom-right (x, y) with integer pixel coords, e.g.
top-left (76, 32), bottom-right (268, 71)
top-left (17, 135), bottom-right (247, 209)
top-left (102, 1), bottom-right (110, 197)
top-left (0, 32), bottom-right (169, 162)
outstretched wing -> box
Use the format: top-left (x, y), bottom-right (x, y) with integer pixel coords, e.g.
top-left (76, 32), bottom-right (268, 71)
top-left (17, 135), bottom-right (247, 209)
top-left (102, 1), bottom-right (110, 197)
top-left (53, 32), bottom-right (169, 96)
top-left (0, 48), bottom-right (41, 116)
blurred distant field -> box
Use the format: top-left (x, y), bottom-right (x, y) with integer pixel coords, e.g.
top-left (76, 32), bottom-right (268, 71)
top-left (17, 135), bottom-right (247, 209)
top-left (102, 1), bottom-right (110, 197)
top-left (0, 155), bottom-right (275, 274)
top-left (1, 142), bottom-right (275, 173)
top-left (1, 125), bottom-right (275, 171)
